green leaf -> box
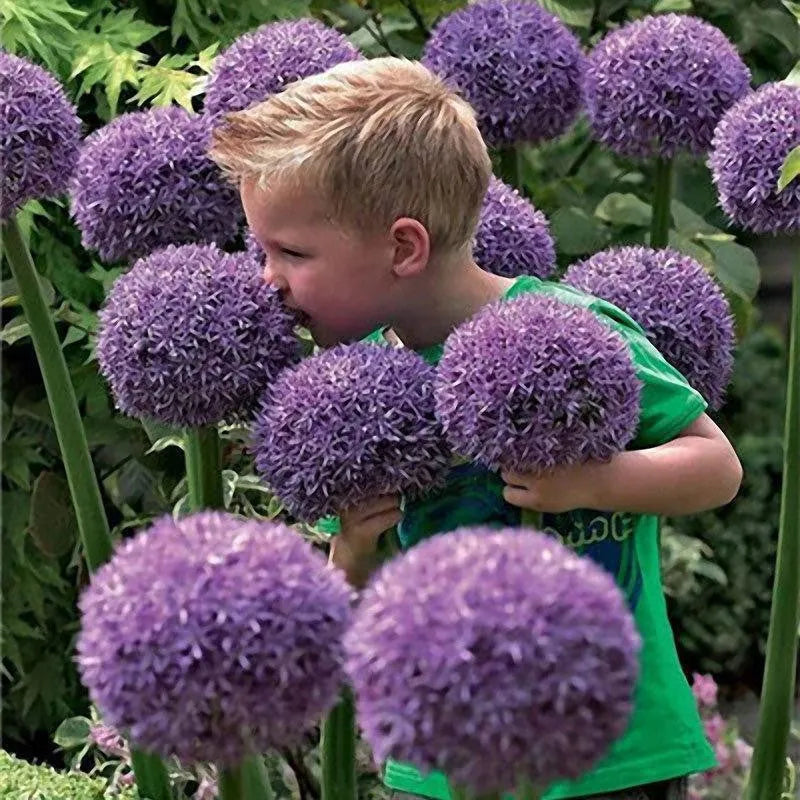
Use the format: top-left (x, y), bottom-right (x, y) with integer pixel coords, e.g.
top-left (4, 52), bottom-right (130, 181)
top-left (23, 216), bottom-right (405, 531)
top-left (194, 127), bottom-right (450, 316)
top-left (1, 315), bottom-right (31, 345)
top-left (782, 0), bottom-right (800, 24)
top-left (653, 0), bottom-right (692, 11)
top-left (71, 41), bottom-right (146, 114)
top-left (550, 207), bottom-right (609, 254)
top-left (785, 60), bottom-right (800, 86)
top-left (53, 717), bottom-right (92, 749)
top-left (594, 193), bottom-right (653, 227)
top-left (667, 231), bottom-right (715, 270)
top-left (699, 238), bottom-right (761, 301)
top-left (537, 0), bottom-right (594, 27)
top-left (777, 145), bottom-right (800, 191)
top-left (29, 471), bottom-right (78, 557)
top-left (195, 42), bottom-right (220, 73)
top-left (670, 200), bottom-right (719, 235)
top-left (133, 54), bottom-right (201, 110)
top-left (749, 8), bottom-right (800, 56)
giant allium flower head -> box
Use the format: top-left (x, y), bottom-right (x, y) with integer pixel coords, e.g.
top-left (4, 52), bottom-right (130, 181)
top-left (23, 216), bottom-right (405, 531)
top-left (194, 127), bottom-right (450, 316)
top-left (435, 294), bottom-right (640, 471)
top-left (253, 342), bottom-right (449, 521)
top-left (69, 106), bottom-right (241, 263)
top-left (77, 511), bottom-right (352, 765)
top-left (204, 18), bottom-right (362, 122)
top-left (709, 82), bottom-right (800, 234)
top-left (346, 526), bottom-right (640, 795)
top-left (564, 246), bottom-right (734, 409)
top-left (474, 177), bottom-right (556, 278)
top-left (422, 0), bottom-right (585, 147)
top-left (97, 243), bottom-right (300, 427)
top-left (0, 53), bottom-right (81, 220)
top-left (583, 14), bottom-right (750, 159)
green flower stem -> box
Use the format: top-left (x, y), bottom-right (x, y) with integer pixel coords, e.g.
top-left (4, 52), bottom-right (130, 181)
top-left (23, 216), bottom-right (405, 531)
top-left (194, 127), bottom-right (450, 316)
top-left (650, 156), bottom-right (673, 249)
top-left (129, 749), bottom-right (173, 800)
top-left (746, 261), bottom-right (800, 800)
top-left (321, 686), bottom-right (357, 800)
top-left (1, 217), bottom-right (113, 570)
top-left (521, 509), bottom-right (543, 529)
top-left (219, 755), bottom-right (274, 800)
top-left (497, 146), bottom-right (522, 190)
top-left (185, 425), bottom-right (223, 511)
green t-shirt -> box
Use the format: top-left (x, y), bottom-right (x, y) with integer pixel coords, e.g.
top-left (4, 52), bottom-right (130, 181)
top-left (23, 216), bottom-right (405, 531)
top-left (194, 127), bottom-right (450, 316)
top-left (361, 275), bottom-right (715, 799)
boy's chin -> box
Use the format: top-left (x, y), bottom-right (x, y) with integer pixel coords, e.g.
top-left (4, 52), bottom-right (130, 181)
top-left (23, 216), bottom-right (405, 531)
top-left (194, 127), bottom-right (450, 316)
top-left (309, 321), bottom-right (367, 349)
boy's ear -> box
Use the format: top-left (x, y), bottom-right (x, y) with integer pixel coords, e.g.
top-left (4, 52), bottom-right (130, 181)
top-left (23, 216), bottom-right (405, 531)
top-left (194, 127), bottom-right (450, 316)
top-left (389, 217), bottom-right (430, 278)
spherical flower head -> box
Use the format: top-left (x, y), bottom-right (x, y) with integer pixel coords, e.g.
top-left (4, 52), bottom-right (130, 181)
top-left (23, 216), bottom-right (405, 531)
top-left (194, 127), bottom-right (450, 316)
top-left (435, 294), bottom-right (641, 472)
top-left (204, 18), bottom-right (362, 122)
top-left (474, 177), bottom-right (556, 278)
top-left (253, 342), bottom-right (450, 521)
top-left (77, 511), bottom-right (352, 765)
top-left (709, 82), bottom-right (800, 234)
top-left (0, 53), bottom-right (81, 220)
top-left (563, 246), bottom-right (734, 409)
top-left (422, 0), bottom-right (585, 147)
top-left (69, 106), bottom-right (241, 263)
top-left (97, 243), bottom-right (300, 427)
top-left (346, 526), bottom-right (640, 794)
top-left (583, 14), bottom-right (750, 159)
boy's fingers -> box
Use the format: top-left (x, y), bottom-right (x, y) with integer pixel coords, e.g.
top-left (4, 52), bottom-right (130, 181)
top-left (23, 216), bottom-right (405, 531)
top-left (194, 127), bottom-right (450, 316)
top-left (501, 469), bottom-right (530, 487)
top-left (364, 508), bottom-right (402, 535)
top-left (502, 485), bottom-right (539, 510)
top-left (343, 494), bottom-right (400, 521)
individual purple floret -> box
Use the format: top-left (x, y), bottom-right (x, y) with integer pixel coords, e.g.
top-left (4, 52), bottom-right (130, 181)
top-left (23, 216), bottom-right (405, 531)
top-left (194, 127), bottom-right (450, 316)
top-left (97, 244), bottom-right (300, 427)
top-left (69, 107), bottom-right (241, 263)
top-left (583, 14), bottom-right (750, 159)
top-left (0, 53), bottom-right (82, 220)
top-left (204, 18), bottom-right (362, 123)
top-left (253, 342), bottom-right (450, 521)
top-left (422, 0), bottom-right (585, 147)
top-left (564, 246), bottom-right (734, 409)
top-left (474, 177), bottom-right (556, 279)
top-left (346, 526), bottom-right (640, 795)
top-left (77, 511), bottom-right (352, 766)
top-left (709, 82), bottom-right (800, 235)
top-left (435, 294), bottom-right (641, 472)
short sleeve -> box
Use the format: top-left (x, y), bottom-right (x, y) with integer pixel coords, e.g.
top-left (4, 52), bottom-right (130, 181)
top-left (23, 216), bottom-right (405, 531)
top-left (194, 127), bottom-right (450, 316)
top-left (589, 299), bottom-right (708, 449)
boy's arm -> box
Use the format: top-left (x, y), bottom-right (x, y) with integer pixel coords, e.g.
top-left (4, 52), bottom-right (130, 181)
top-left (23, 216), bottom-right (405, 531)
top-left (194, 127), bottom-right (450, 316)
top-left (502, 413), bottom-right (743, 517)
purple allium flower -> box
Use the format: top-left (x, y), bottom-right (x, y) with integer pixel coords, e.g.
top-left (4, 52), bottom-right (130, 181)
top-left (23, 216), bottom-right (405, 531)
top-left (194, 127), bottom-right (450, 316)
top-left (709, 82), bottom-right (800, 234)
top-left (583, 14), bottom-right (750, 159)
top-left (97, 243), bottom-right (300, 427)
top-left (346, 526), bottom-right (640, 794)
top-left (435, 294), bottom-right (641, 472)
top-left (204, 19), bottom-right (362, 122)
top-left (77, 511), bottom-right (352, 765)
top-left (563, 246), bottom-right (734, 409)
top-left (474, 177), bottom-right (556, 279)
top-left (69, 107), bottom-right (241, 263)
top-left (253, 342), bottom-right (450, 521)
top-left (0, 53), bottom-right (81, 220)
top-left (422, 0), bottom-right (585, 147)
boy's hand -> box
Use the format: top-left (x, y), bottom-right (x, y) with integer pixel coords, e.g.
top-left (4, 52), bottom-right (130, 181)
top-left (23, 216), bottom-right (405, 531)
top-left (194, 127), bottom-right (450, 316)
top-left (501, 461), bottom-right (606, 514)
top-left (329, 494), bottom-right (402, 588)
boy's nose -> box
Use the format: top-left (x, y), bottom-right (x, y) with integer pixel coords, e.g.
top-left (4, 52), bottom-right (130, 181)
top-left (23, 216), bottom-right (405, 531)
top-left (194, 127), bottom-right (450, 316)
top-left (262, 262), bottom-right (288, 292)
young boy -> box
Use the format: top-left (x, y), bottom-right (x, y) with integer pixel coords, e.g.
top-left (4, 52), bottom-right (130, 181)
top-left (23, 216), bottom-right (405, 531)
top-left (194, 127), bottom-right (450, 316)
top-left (209, 57), bottom-right (743, 800)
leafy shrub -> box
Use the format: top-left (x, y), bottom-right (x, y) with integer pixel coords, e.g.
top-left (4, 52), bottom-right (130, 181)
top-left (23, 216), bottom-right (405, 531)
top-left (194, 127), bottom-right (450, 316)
top-left (0, 748), bottom-right (139, 799)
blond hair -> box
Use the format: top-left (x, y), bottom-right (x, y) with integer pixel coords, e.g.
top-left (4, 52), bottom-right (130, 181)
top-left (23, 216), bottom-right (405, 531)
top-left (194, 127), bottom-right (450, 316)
top-left (208, 57), bottom-right (492, 254)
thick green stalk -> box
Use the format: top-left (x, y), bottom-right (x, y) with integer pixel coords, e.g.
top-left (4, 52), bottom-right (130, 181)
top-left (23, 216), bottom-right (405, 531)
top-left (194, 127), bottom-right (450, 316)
top-left (129, 750), bottom-right (173, 800)
top-left (219, 755), bottom-right (274, 800)
top-left (745, 264), bottom-right (800, 800)
top-left (185, 425), bottom-right (223, 511)
top-left (321, 687), bottom-right (357, 800)
top-left (650, 157), bottom-right (673, 249)
top-left (496, 146), bottom-right (522, 191)
top-left (2, 218), bottom-right (113, 570)
top-left (521, 509), bottom-right (543, 530)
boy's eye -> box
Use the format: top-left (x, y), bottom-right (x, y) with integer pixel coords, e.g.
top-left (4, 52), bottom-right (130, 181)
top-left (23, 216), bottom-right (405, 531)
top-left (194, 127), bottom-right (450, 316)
top-left (279, 247), bottom-right (307, 259)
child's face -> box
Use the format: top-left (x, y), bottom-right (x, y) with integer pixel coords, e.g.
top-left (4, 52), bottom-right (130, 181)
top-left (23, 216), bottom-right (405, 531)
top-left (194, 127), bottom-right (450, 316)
top-left (241, 178), bottom-right (397, 347)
